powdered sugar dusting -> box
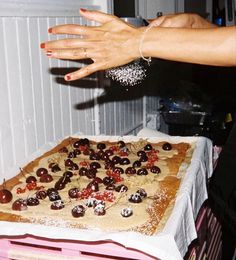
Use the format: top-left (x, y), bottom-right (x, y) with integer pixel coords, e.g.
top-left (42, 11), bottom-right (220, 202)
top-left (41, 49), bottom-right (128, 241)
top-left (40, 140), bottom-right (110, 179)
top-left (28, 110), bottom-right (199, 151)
top-left (105, 60), bottom-right (147, 86)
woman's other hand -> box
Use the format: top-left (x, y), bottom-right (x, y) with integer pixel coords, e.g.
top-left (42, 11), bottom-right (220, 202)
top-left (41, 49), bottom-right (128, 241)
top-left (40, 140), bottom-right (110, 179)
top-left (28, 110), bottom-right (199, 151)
top-left (149, 13), bottom-right (217, 29)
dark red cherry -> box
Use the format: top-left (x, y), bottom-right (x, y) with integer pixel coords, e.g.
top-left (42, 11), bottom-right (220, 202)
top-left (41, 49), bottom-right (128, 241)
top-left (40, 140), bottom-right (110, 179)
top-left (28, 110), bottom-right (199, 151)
top-left (36, 190), bottom-right (47, 200)
top-left (0, 189), bottom-right (13, 204)
top-left (36, 167), bottom-right (48, 177)
top-left (113, 167), bottom-right (124, 174)
top-left (90, 162), bottom-right (101, 170)
top-left (117, 141), bottom-right (125, 148)
top-left (128, 193), bottom-right (142, 203)
top-left (115, 184), bottom-right (128, 192)
top-left (144, 144), bottom-right (153, 151)
top-left (97, 143), bottom-right (106, 150)
top-left (74, 149), bottom-right (81, 156)
top-left (26, 176), bottom-right (37, 184)
top-left (150, 166), bottom-right (161, 174)
top-left (79, 167), bottom-right (87, 176)
top-left (137, 168), bottom-right (148, 175)
top-left (51, 200), bottom-right (65, 210)
top-left (68, 151), bottom-right (76, 158)
top-left (27, 197), bottom-right (40, 206)
top-left (132, 160), bottom-right (142, 168)
top-left (121, 208), bottom-right (133, 217)
top-left (68, 163), bottom-right (79, 171)
top-left (103, 176), bottom-right (115, 186)
top-left (51, 164), bottom-right (61, 173)
top-left (47, 188), bottom-right (58, 196)
top-left (139, 155), bottom-right (148, 162)
top-left (68, 188), bottom-right (79, 199)
top-left (125, 167), bottom-right (136, 175)
top-left (162, 142), bottom-right (172, 151)
top-left (136, 188), bottom-right (147, 198)
top-left (87, 181), bottom-right (99, 192)
top-left (12, 198), bottom-right (28, 211)
top-left (112, 156), bottom-right (121, 164)
top-left (92, 177), bottom-right (103, 184)
top-left (89, 153), bottom-right (101, 160)
top-left (63, 171), bottom-right (73, 178)
top-left (105, 149), bottom-right (113, 156)
top-left (94, 204), bottom-right (106, 216)
top-left (54, 180), bottom-right (66, 190)
top-left (65, 159), bottom-right (74, 167)
top-left (137, 150), bottom-right (146, 157)
top-left (120, 158), bottom-right (130, 165)
top-left (48, 191), bottom-right (61, 201)
top-left (85, 168), bottom-right (97, 179)
top-left (40, 174), bottom-right (53, 183)
top-left (104, 161), bottom-right (115, 169)
top-left (72, 205), bottom-right (85, 218)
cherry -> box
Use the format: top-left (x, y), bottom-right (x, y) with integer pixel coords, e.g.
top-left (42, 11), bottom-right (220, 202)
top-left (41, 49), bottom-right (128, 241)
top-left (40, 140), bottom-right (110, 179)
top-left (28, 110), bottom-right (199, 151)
top-left (133, 160), bottom-right (141, 168)
top-left (90, 162), bottom-right (101, 170)
top-left (65, 159), bottom-right (74, 167)
top-left (117, 141), bottom-right (125, 148)
top-left (87, 181), bottom-right (99, 192)
top-left (97, 143), bottom-right (106, 150)
top-left (79, 167), bottom-right (88, 176)
top-left (74, 149), bottom-right (81, 156)
top-left (150, 166), bottom-right (161, 174)
top-left (112, 156), bottom-right (121, 164)
top-left (48, 191), bottom-right (61, 201)
top-left (105, 149), bottom-right (113, 156)
top-left (113, 167), bottom-right (124, 174)
top-left (92, 177), bottom-right (103, 184)
top-left (128, 193), bottom-right (142, 203)
top-left (136, 188), bottom-right (147, 198)
top-left (27, 197), bottom-right (40, 206)
top-left (54, 180), bottom-right (66, 190)
top-left (137, 168), bottom-right (148, 175)
top-left (51, 200), bottom-right (65, 210)
top-left (26, 176), bottom-right (37, 184)
top-left (72, 205), bottom-right (85, 218)
top-left (59, 146), bottom-right (68, 153)
top-left (94, 204), bottom-right (106, 216)
top-left (36, 168), bottom-right (48, 177)
top-left (47, 188), bottom-right (58, 196)
top-left (103, 176), bottom-right (115, 186)
top-left (12, 198), bottom-right (28, 211)
top-left (139, 155), bottom-right (148, 162)
top-left (125, 167), bottom-right (136, 175)
top-left (0, 189), bottom-right (13, 204)
top-left (63, 171), bottom-right (73, 178)
top-left (120, 158), bottom-right (130, 165)
top-left (137, 150), bottom-right (146, 157)
top-left (104, 161), bottom-right (115, 169)
top-left (121, 208), bottom-right (133, 218)
top-left (85, 168), bottom-right (97, 179)
top-left (68, 163), bottom-right (79, 171)
top-left (51, 164), bottom-right (61, 173)
top-left (144, 144), bottom-right (153, 151)
top-left (89, 153), bottom-right (101, 161)
top-left (68, 187), bottom-right (79, 199)
top-left (68, 151), bottom-right (76, 158)
top-left (162, 142), bottom-right (172, 151)
top-left (40, 174), bottom-right (53, 183)
top-left (36, 190), bottom-right (47, 200)
top-left (115, 184), bottom-right (128, 192)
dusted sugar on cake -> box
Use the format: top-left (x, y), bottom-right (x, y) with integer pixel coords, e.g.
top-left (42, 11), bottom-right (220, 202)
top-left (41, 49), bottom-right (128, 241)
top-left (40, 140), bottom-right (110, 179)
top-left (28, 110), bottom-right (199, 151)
top-left (0, 137), bottom-right (194, 235)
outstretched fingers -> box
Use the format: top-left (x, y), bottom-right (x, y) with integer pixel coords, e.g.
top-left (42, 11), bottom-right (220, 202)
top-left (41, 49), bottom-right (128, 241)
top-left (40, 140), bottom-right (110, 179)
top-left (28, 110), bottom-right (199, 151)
top-left (65, 62), bottom-right (105, 81)
top-left (79, 9), bottom-right (117, 24)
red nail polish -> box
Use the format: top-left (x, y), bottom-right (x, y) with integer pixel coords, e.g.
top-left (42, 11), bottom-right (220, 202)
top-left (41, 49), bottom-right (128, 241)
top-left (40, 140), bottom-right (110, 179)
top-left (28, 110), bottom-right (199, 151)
top-left (65, 75), bottom-right (71, 81)
top-left (80, 8), bottom-right (86, 12)
top-left (48, 28), bottom-right (52, 33)
top-left (46, 51), bottom-right (52, 57)
top-left (40, 43), bottom-right (45, 49)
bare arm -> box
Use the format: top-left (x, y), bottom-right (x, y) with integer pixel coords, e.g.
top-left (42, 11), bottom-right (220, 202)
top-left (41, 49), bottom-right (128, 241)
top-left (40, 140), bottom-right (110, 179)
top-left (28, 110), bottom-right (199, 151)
top-left (41, 9), bottom-right (236, 81)
top-left (141, 26), bottom-right (236, 66)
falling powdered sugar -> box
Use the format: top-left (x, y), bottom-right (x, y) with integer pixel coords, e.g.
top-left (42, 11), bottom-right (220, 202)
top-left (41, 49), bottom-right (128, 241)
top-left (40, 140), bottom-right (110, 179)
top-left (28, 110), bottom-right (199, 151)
top-left (105, 60), bottom-right (147, 87)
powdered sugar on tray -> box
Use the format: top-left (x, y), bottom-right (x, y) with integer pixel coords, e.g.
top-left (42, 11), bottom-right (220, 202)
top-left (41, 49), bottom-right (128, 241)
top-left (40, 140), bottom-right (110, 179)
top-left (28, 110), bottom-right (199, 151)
top-left (105, 60), bottom-right (147, 86)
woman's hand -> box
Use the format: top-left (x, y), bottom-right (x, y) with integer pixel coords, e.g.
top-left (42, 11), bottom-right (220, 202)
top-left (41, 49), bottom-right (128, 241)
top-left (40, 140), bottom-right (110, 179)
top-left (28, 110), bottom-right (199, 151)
top-left (40, 9), bottom-right (141, 81)
top-left (149, 13), bottom-right (217, 29)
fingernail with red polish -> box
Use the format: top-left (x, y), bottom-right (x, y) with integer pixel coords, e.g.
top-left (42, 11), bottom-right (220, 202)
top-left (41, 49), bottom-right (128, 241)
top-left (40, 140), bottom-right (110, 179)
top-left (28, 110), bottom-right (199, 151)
top-left (46, 50), bottom-right (52, 57)
top-left (80, 8), bottom-right (87, 12)
top-left (40, 43), bottom-right (45, 49)
top-left (48, 28), bottom-right (52, 33)
top-left (65, 75), bottom-right (71, 81)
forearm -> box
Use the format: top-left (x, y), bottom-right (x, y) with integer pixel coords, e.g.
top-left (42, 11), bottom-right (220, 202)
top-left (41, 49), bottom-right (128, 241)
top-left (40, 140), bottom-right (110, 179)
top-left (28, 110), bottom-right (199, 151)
top-left (139, 26), bottom-right (236, 66)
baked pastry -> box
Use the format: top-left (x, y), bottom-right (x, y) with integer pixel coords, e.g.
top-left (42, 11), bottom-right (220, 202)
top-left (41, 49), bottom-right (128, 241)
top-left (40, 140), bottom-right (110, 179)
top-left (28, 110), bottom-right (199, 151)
top-left (0, 137), bottom-right (193, 235)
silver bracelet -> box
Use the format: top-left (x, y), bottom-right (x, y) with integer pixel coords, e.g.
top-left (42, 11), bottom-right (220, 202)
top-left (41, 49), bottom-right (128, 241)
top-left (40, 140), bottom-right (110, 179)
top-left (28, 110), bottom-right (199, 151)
top-left (139, 25), bottom-right (153, 65)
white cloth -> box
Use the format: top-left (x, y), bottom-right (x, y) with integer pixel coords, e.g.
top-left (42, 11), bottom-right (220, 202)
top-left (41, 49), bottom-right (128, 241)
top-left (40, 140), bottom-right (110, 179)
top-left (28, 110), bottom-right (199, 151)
top-left (0, 130), bottom-right (213, 260)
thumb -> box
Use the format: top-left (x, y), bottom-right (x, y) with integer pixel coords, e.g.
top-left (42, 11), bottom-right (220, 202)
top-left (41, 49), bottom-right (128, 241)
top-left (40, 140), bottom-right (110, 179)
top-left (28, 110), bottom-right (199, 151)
top-left (149, 16), bottom-right (165, 27)
top-left (80, 9), bottom-right (116, 24)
